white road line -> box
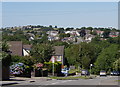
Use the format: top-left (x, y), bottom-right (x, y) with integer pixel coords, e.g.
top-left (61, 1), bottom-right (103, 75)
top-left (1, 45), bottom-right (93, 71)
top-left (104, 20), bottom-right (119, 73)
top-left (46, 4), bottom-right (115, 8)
top-left (51, 82), bottom-right (59, 84)
top-left (50, 80), bottom-right (73, 85)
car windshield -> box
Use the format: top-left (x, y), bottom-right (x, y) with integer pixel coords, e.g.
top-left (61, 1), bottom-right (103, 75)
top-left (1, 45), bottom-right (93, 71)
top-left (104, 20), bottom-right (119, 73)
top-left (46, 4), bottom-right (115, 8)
top-left (100, 71), bottom-right (106, 73)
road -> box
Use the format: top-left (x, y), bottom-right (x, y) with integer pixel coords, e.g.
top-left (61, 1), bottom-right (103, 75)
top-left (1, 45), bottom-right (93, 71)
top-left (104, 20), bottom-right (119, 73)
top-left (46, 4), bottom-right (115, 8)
top-left (3, 76), bottom-right (119, 86)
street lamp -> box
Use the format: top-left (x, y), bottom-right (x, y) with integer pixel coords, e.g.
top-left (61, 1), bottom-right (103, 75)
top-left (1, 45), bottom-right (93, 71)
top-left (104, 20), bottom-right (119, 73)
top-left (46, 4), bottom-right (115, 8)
top-left (90, 64), bottom-right (93, 76)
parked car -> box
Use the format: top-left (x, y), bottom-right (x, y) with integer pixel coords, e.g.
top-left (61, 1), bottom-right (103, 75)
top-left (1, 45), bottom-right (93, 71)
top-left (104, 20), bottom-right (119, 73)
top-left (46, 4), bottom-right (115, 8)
top-left (110, 71), bottom-right (120, 76)
top-left (81, 70), bottom-right (89, 76)
top-left (100, 70), bottom-right (107, 76)
top-left (61, 68), bottom-right (69, 76)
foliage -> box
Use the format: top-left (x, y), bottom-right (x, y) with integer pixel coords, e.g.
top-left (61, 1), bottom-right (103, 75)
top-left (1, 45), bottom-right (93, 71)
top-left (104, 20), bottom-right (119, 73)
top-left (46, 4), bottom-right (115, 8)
top-left (1, 52), bottom-right (11, 66)
top-left (44, 61), bottom-right (62, 73)
top-left (69, 69), bottom-right (78, 74)
top-left (30, 44), bottom-right (54, 63)
top-left (59, 33), bottom-right (70, 39)
top-left (112, 58), bottom-right (120, 71)
top-left (11, 55), bottom-right (34, 70)
top-left (58, 28), bottom-right (64, 33)
top-left (51, 41), bottom-right (69, 48)
top-left (93, 44), bottom-right (119, 74)
top-left (78, 42), bottom-right (97, 69)
top-left (103, 29), bottom-right (110, 38)
top-left (33, 63), bottom-right (43, 69)
top-left (21, 56), bottom-right (34, 67)
top-left (90, 31), bottom-right (97, 35)
top-left (2, 33), bottom-right (29, 44)
top-left (1, 41), bottom-right (11, 66)
top-left (50, 75), bottom-right (92, 80)
top-left (10, 62), bottom-right (30, 76)
top-left (79, 29), bottom-right (86, 37)
top-left (11, 55), bottom-right (23, 63)
top-left (65, 44), bottom-right (80, 65)
top-left (107, 36), bottom-right (120, 44)
top-left (2, 41), bottom-right (9, 52)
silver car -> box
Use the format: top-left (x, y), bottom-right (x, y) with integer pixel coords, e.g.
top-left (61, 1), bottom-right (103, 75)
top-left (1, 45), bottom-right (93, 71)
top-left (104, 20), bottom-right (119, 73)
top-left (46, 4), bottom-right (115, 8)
top-left (100, 71), bottom-right (107, 76)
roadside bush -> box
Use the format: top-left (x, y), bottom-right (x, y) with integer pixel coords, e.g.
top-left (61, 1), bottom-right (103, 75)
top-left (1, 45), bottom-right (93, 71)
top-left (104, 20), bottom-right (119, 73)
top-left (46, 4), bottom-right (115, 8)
top-left (10, 62), bottom-right (31, 77)
top-left (44, 61), bottom-right (62, 74)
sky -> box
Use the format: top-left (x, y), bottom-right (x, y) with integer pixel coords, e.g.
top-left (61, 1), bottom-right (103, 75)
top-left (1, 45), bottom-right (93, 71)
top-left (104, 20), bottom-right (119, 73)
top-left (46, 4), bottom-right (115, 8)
top-left (2, 2), bottom-right (118, 29)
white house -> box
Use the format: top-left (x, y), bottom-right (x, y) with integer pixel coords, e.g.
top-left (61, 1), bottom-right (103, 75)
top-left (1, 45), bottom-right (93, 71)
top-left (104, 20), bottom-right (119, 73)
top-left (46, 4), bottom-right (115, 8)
top-left (65, 30), bottom-right (80, 36)
top-left (47, 31), bottom-right (58, 36)
top-left (85, 34), bottom-right (95, 43)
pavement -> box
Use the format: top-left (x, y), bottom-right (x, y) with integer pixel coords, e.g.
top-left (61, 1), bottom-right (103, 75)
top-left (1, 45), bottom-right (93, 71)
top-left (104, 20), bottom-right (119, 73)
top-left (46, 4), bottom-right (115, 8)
top-left (1, 76), bottom-right (50, 86)
top-left (1, 75), bottom-right (120, 86)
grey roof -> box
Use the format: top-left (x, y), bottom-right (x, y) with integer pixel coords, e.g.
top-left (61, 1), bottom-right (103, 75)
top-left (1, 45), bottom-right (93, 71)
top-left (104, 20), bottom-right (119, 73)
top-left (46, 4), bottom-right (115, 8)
top-left (8, 41), bottom-right (23, 56)
top-left (23, 45), bottom-right (32, 50)
top-left (54, 46), bottom-right (64, 56)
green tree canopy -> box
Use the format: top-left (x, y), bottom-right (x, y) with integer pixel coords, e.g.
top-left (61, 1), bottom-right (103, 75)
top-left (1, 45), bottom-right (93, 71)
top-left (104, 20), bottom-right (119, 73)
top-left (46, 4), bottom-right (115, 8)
top-left (78, 42), bottom-right (96, 69)
top-left (30, 44), bottom-right (54, 63)
top-left (112, 58), bottom-right (120, 71)
top-left (65, 44), bottom-right (80, 65)
top-left (94, 44), bottom-right (119, 74)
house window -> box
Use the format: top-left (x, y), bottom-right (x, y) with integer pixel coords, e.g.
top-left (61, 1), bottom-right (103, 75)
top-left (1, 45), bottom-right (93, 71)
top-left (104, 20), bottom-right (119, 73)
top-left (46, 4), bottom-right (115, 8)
top-left (56, 56), bottom-right (62, 61)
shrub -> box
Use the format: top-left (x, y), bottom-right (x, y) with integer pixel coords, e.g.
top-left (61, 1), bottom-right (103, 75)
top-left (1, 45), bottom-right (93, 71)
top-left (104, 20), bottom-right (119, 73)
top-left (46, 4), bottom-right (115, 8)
top-left (44, 61), bottom-right (62, 73)
top-left (10, 62), bottom-right (30, 76)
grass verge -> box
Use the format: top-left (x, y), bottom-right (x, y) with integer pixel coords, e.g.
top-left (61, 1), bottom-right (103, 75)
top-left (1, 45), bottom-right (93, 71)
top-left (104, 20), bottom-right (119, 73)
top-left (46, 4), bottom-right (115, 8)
top-left (49, 76), bottom-right (93, 80)
top-left (116, 80), bottom-right (120, 82)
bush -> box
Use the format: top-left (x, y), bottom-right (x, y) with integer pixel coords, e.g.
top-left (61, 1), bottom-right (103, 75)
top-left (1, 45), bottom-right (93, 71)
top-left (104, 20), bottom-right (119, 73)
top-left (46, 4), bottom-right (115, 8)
top-left (10, 62), bottom-right (31, 77)
top-left (1, 52), bottom-right (11, 66)
top-left (44, 61), bottom-right (62, 74)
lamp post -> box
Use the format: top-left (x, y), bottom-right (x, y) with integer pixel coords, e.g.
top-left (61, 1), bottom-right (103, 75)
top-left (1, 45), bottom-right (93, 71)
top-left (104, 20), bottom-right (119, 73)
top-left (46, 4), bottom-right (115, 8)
top-left (52, 56), bottom-right (55, 76)
top-left (90, 64), bottom-right (93, 76)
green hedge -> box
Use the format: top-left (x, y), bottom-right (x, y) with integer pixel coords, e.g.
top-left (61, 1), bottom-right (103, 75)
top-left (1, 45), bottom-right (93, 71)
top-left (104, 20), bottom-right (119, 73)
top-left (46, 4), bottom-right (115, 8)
top-left (44, 61), bottom-right (62, 73)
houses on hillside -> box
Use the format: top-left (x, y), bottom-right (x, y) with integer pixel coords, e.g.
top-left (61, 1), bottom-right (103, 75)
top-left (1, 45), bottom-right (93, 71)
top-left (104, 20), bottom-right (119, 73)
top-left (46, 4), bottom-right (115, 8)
top-left (85, 34), bottom-right (95, 43)
top-left (109, 31), bottom-right (119, 38)
top-left (47, 31), bottom-right (59, 41)
top-left (94, 30), bottom-right (104, 37)
top-left (65, 30), bottom-right (80, 37)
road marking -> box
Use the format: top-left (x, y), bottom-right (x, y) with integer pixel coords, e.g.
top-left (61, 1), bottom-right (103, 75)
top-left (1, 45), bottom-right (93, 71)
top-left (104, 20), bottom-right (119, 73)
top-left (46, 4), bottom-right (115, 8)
top-left (50, 80), bottom-right (73, 85)
top-left (51, 82), bottom-right (59, 84)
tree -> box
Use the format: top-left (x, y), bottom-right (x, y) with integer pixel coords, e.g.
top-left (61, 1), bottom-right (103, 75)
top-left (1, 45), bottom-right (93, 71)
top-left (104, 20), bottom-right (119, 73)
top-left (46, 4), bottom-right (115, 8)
top-left (59, 33), bottom-right (70, 39)
top-left (65, 44), bottom-right (80, 65)
top-left (112, 58), bottom-right (120, 71)
top-left (90, 31), bottom-right (97, 35)
top-left (65, 27), bottom-right (74, 31)
top-left (2, 41), bottom-right (9, 52)
top-left (81, 27), bottom-right (86, 29)
top-left (107, 36), bottom-right (120, 44)
top-left (78, 42), bottom-right (96, 69)
top-left (79, 29), bottom-right (86, 37)
top-left (103, 29), bottom-right (110, 38)
top-left (30, 44), bottom-right (54, 63)
top-left (87, 27), bottom-right (93, 31)
top-left (94, 44), bottom-right (119, 74)
top-left (49, 25), bottom-right (53, 28)
top-left (51, 41), bottom-right (69, 48)
top-left (58, 28), bottom-right (64, 34)
top-left (54, 26), bottom-right (57, 28)
top-left (1, 41), bottom-right (11, 66)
